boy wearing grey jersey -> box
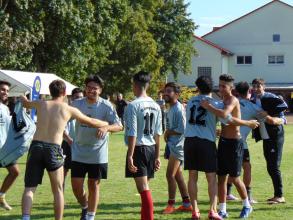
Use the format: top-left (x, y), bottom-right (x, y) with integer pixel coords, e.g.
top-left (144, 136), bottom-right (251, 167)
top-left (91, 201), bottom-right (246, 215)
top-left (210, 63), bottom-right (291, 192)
top-left (124, 71), bottom-right (162, 220)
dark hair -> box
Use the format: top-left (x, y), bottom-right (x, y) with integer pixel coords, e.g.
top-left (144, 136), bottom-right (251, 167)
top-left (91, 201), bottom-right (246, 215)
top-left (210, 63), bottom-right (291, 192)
top-left (71, 87), bottom-right (83, 96)
top-left (0, 80), bottom-right (11, 87)
top-left (133, 71), bottom-right (151, 88)
top-left (219, 74), bottom-right (234, 83)
top-left (165, 82), bottom-right (181, 93)
top-left (195, 76), bottom-right (213, 94)
top-left (252, 78), bottom-right (265, 86)
top-left (235, 81), bottom-right (250, 96)
top-left (85, 75), bottom-right (104, 88)
top-left (49, 80), bottom-right (66, 98)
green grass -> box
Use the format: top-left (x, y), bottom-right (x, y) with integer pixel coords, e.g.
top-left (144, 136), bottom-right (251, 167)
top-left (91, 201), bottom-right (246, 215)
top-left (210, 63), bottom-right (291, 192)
top-left (1, 127), bottom-right (293, 219)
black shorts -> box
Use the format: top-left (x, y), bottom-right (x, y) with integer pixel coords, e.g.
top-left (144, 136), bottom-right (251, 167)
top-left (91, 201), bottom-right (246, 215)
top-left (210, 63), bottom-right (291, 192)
top-left (184, 137), bottom-right (217, 173)
top-left (125, 145), bottom-right (155, 178)
top-left (71, 161), bottom-right (108, 179)
top-left (61, 140), bottom-right (72, 170)
top-left (217, 137), bottom-right (244, 177)
top-left (0, 160), bottom-right (17, 168)
top-left (25, 141), bottom-right (64, 187)
top-left (243, 149), bottom-right (250, 163)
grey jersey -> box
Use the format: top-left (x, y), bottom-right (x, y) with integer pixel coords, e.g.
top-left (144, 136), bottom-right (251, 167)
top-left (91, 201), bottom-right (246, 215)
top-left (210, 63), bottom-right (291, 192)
top-left (166, 101), bottom-right (185, 149)
top-left (185, 95), bottom-right (227, 142)
top-left (124, 96), bottom-right (162, 146)
top-left (72, 98), bottom-right (121, 164)
top-left (0, 103), bottom-right (10, 148)
top-left (239, 99), bottom-right (262, 149)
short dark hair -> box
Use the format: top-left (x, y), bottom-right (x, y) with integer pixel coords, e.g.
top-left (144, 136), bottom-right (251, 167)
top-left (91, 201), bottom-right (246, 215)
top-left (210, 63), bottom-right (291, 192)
top-left (235, 81), bottom-right (250, 96)
top-left (85, 75), bottom-right (104, 88)
top-left (49, 80), bottom-right (66, 98)
top-left (133, 71), bottom-right (151, 88)
top-left (0, 80), bottom-right (11, 87)
top-left (195, 76), bottom-right (213, 94)
top-left (219, 74), bottom-right (234, 83)
top-left (252, 78), bottom-right (265, 86)
top-left (165, 82), bottom-right (181, 93)
top-left (71, 87), bottom-right (83, 96)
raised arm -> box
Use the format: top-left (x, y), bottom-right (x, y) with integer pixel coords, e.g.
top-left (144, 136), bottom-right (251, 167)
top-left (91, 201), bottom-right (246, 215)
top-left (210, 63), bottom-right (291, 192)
top-left (201, 98), bottom-right (236, 118)
top-left (70, 106), bottom-right (108, 128)
top-left (20, 95), bottom-right (40, 109)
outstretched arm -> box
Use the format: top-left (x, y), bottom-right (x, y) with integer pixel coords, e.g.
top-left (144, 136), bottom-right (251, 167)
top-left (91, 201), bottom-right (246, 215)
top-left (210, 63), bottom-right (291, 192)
top-left (229, 117), bottom-right (259, 129)
top-left (70, 106), bottom-right (109, 128)
top-left (20, 95), bottom-right (39, 109)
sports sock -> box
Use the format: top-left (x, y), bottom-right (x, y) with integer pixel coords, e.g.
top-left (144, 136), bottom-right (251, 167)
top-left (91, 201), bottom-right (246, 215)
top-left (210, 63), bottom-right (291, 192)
top-left (246, 186), bottom-right (251, 200)
top-left (168, 199), bottom-right (175, 206)
top-left (182, 196), bottom-right (191, 207)
top-left (22, 214), bottom-right (30, 220)
top-left (140, 190), bottom-right (154, 220)
top-left (243, 198), bottom-right (251, 208)
top-left (219, 203), bottom-right (226, 213)
top-left (0, 192), bottom-right (5, 197)
top-left (227, 183), bottom-right (232, 195)
top-left (86, 212), bottom-right (95, 220)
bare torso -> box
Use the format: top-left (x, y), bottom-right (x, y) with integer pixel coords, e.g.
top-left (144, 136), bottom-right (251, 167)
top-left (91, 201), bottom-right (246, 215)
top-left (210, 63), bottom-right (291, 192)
top-left (221, 95), bottom-right (241, 139)
top-left (33, 101), bottom-right (71, 145)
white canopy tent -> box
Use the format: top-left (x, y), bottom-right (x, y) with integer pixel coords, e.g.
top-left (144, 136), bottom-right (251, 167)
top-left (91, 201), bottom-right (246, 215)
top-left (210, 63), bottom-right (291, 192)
top-left (0, 70), bottom-right (77, 97)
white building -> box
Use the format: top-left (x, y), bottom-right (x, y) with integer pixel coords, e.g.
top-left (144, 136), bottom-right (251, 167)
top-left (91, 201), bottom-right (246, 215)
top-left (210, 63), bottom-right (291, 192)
top-left (169, 0), bottom-right (293, 99)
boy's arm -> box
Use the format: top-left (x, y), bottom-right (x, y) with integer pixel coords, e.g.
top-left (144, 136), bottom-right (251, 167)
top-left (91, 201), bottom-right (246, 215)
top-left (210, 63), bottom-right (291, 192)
top-left (154, 134), bottom-right (160, 171)
top-left (70, 106), bottom-right (109, 128)
top-left (201, 98), bottom-right (236, 118)
top-left (127, 136), bottom-right (138, 173)
top-left (20, 95), bottom-right (39, 109)
top-left (229, 117), bottom-right (259, 129)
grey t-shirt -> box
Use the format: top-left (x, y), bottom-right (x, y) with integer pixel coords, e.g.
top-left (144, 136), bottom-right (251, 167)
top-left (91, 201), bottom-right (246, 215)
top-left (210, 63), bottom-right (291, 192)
top-left (72, 98), bottom-right (121, 164)
top-left (0, 103), bottom-right (10, 148)
top-left (124, 96), bottom-right (162, 146)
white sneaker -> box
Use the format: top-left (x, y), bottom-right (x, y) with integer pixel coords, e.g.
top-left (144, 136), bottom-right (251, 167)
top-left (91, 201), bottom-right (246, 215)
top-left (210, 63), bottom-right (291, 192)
top-left (0, 195), bottom-right (12, 210)
top-left (226, 194), bottom-right (239, 201)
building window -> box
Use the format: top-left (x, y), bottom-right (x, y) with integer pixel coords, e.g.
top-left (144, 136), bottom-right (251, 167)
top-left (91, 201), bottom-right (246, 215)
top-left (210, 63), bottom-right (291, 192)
top-left (237, 56), bottom-right (252, 64)
top-left (198, 67), bottom-right (212, 78)
top-left (268, 55), bottom-right (284, 64)
top-left (273, 34), bottom-right (280, 42)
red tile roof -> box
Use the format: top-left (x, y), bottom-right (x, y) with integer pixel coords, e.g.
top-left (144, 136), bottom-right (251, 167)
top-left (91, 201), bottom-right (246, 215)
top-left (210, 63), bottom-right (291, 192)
top-left (193, 35), bottom-right (233, 56)
top-left (202, 0), bottom-right (293, 38)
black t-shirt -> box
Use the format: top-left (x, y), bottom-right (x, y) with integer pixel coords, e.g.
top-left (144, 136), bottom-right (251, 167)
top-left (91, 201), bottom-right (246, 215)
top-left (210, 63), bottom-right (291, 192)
top-left (116, 99), bottom-right (127, 118)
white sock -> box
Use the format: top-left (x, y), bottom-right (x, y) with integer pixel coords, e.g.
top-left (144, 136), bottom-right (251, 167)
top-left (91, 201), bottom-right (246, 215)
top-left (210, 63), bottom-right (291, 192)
top-left (243, 198), bottom-right (251, 208)
top-left (0, 192), bottom-right (5, 197)
top-left (82, 205), bottom-right (88, 209)
top-left (22, 214), bottom-right (30, 220)
top-left (86, 212), bottom-right (95, 220)
top-left (219, 203), bottom-right (226, 213)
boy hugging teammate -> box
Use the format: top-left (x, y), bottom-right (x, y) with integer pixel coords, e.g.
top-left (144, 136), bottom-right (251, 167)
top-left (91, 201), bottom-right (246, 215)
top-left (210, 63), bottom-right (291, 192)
top-left (201, 74), bottom-right (255, 218)
top-left (124, 71), bottom-right (162, 220)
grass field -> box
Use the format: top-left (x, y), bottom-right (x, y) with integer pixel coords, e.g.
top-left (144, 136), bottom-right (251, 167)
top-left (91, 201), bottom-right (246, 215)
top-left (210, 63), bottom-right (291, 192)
top-left (1, 126), bottom-right (293, 220)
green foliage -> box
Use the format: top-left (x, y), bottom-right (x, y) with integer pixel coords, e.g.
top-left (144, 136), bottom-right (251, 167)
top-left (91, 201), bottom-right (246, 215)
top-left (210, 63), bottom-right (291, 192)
top-left (0, 0), bottom-right (196, 95)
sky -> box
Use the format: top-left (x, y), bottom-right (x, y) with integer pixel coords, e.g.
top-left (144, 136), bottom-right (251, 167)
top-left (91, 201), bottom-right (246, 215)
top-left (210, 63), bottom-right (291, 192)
top-left (187, 0), bottom-right (293, 36)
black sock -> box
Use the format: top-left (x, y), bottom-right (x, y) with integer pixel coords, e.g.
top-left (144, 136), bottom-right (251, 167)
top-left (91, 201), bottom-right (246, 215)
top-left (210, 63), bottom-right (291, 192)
top-left (227, 183), bottom-right (233, 195)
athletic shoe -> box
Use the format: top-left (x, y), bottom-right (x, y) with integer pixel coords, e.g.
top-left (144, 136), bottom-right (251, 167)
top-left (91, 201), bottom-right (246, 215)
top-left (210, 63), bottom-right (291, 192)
top-left (226, 194), bottom-right (239, 201)
top-left (176, 204), bottom-right (193, 212)
top-left (191, 210), bottom-right (200, 220)
top-left (239, 206), bottom-right (253, 218)
top-left (0, 195), bottom-right (12, 210)
top-left (162, 205), bottom-right (176, 214)
top-left (267, 197), bottom-right (285, 204)
top-left (80, 208), bottom-right (87, 220)
top-left (218, 211), bottom-right (229, 218)
top-left (208, 211), bottom-right (223, 220)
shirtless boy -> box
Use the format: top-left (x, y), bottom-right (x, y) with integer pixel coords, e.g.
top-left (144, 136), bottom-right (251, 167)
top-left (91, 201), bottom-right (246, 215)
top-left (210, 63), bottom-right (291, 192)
top-left (20, 80), bottom-right (108, 220)
top-left (201, 74), bottom-right (253, 219)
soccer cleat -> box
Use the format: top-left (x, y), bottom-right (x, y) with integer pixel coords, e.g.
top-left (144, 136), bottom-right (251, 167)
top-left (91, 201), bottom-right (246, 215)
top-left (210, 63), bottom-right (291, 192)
top-left (191, 210), bottom-right (201, 220)
top-left (80, 208), bottom-right (87, 220)
top-left (176, 204), bottom-right (193, 212)
top-left (0, 195), bottom-right (12, 211)
top-left (208, 211), bottom-right (223, 220)
top-left (267, 197), bottom-right (285, 204)
top-left (226, 194), bottom-right (239, 201)
top-left (249, 198), bottom-right (258, 204)
top-left (218, 211), bottom-right (229, 218)
top-left (239, 206), bottom-right (253, 218)
top-left (162, 205), bottom-right (176, 214)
